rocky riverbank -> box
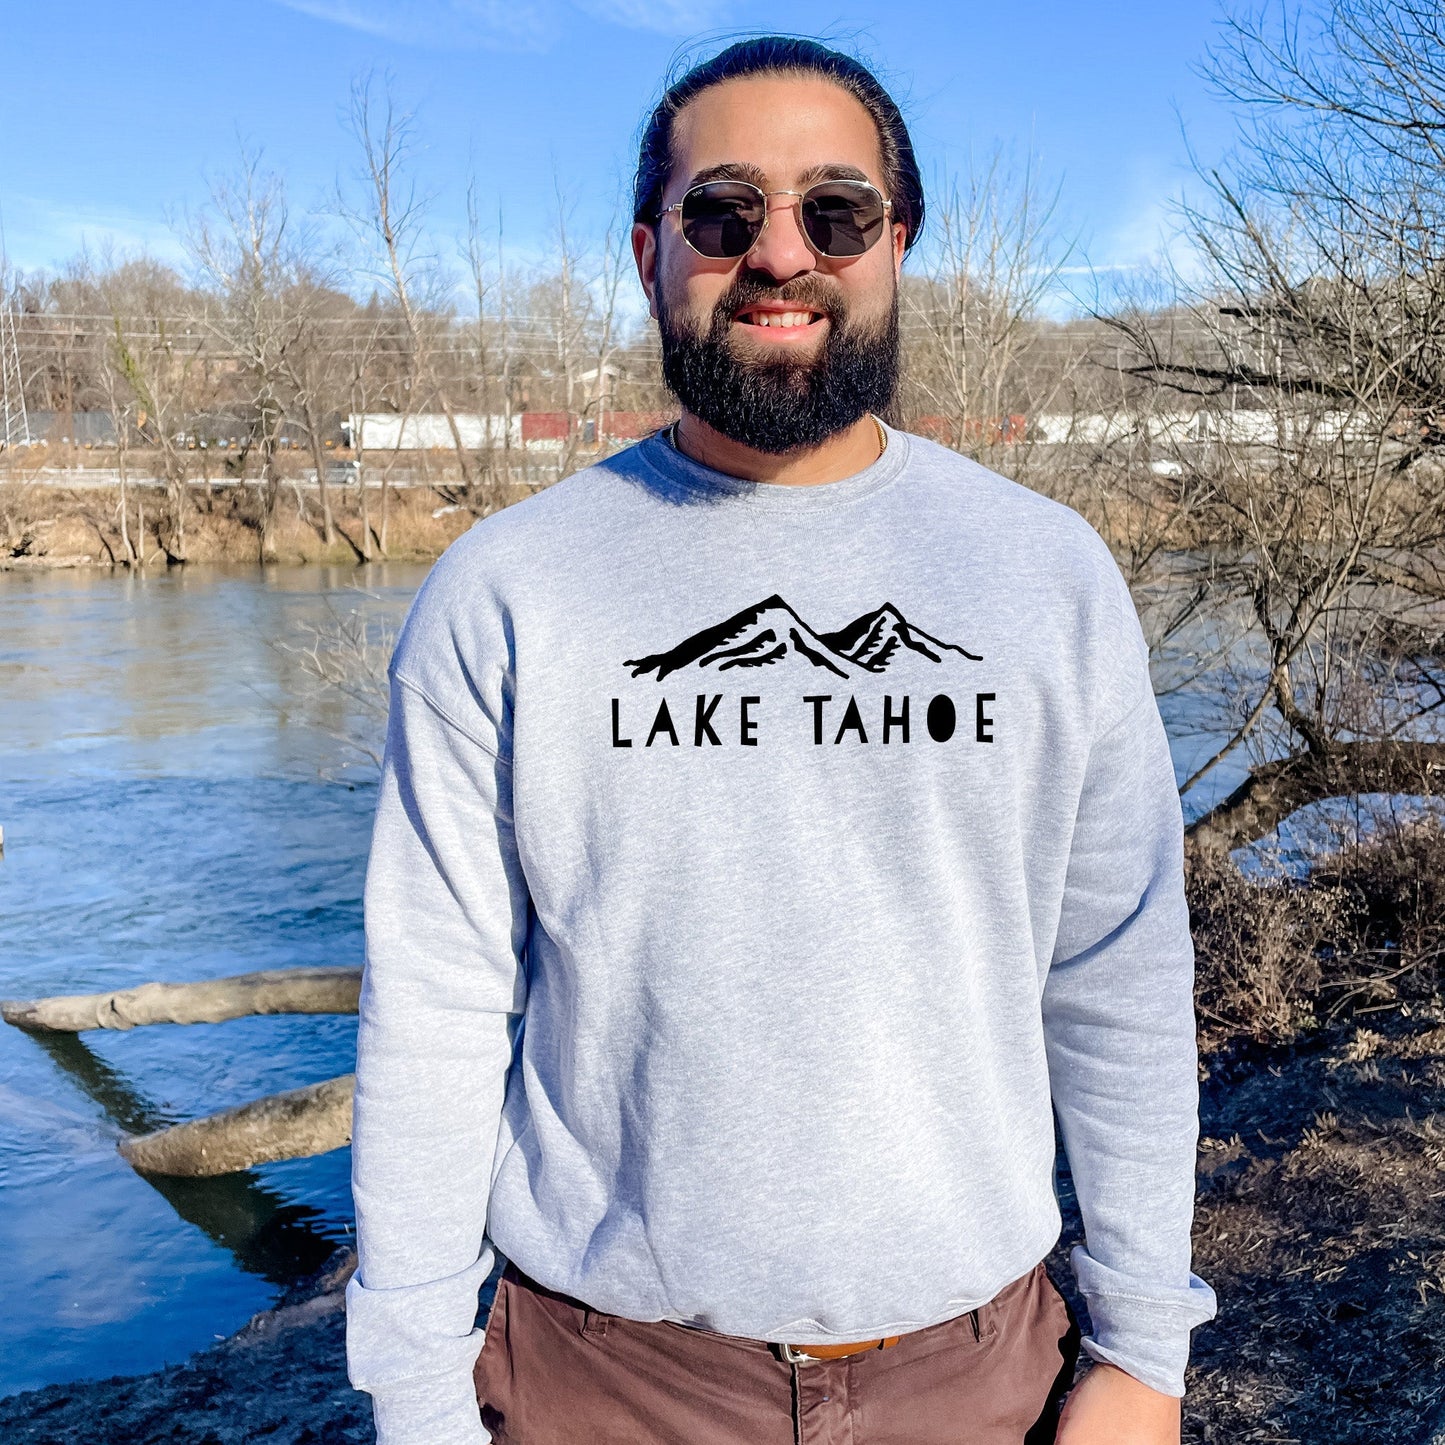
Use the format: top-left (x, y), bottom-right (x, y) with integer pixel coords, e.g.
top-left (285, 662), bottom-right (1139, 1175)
top-left (0, 1249), bottom-right (371, 1445)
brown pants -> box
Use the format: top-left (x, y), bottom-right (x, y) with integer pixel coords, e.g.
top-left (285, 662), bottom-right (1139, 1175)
top-left (473, 1260), bottom-right (1082, 1444)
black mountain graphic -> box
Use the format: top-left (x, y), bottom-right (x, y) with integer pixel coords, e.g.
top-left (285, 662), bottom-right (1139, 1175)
top-left (623, 593), bottom-right (981, 681)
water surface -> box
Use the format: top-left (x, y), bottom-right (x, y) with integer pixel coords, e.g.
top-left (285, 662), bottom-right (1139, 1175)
top-left (0, 558), bottom-right (1248, 1400)
top-left (0, 564), bottom-right (424, 1398)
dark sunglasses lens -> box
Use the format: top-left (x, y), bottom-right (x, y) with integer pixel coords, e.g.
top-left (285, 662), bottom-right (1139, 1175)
top-left (802, 183), bottom-right (886, 257)
top-left (680, 183), bottom-right (765, 257)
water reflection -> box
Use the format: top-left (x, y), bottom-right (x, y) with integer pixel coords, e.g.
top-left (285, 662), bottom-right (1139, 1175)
top-left (0, 564), bottom-right (422, 1397)
top-left (0, 562), bottom-right (426, 781)
top-left (30, 1029), bottom-right (342, 1287)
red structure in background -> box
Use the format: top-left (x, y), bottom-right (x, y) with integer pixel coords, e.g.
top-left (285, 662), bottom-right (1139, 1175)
top-left (519, 411), bottom-right (677, 444)
top-left (914, 414), bottom-right (1027, 446)
top-left (520, 411), bottom-right (1028, 447)
top-left (520, 411), bottom-right (570, 442)
top-left (601, 411), bottom-right (676, 439)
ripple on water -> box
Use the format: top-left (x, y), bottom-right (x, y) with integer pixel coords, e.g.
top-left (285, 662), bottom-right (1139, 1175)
top-left (0, 563), bottom-right (422, 1399)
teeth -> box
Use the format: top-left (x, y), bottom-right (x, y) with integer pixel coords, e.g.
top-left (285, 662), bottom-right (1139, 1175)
top-left (745, 311), bottom-right (816, 327)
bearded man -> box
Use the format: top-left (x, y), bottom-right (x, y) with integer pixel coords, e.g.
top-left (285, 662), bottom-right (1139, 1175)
top-left (344, 35), bottom-right (1217, 1445)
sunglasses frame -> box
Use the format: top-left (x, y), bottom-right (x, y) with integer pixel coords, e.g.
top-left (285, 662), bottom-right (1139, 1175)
top-left (660, 177), bottom-right (895, 261)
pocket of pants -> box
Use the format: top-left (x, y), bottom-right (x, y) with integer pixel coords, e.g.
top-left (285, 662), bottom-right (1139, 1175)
top-left (1040, 1268), bottom-right (1079, 1335)
top-left (972, 1302), bottom-right (1001, 1347)
top-left (474, 1276), bottom-right (511, 1383)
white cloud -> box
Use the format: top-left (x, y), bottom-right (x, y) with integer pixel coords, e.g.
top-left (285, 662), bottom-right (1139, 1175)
top-left (272, 0), bottom-right (559, 49)
top-left (1, 196), bottom-right (187, 277)
top-left (572, 0), bottom-right (726, 32)
top-left (269, 0), bottom-right (726, 48)
top-left (1043, 175), bottom-right (1212, 318)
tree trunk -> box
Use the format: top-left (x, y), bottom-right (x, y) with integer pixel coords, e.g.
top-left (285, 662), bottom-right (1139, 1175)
top-left (117, 438), bottom-right (136, 566)
top-left (1, 965), bottom-right (361, 1033)
top-left (305, 413), bottom-right (337, 546)
top-left (118, 1073), bottom-right (354, 1177)
top-left (259, 429), bottom-right (281, 562)
top-left (1186, 740), bottom-right (1445, 853)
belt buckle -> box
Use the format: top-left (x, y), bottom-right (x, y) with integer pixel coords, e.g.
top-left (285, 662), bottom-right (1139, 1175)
top-left (778, 1343), bottom-right (823, 1365)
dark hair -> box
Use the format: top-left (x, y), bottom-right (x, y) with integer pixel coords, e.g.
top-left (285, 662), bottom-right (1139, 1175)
top-left (633, 36), bottom-right (925, 253)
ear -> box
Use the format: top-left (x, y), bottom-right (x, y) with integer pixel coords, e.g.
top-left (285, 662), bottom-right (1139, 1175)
top-left (889, 218), bottom-right (907, 279)
top-left (632, 221), bottom-right (659, 320)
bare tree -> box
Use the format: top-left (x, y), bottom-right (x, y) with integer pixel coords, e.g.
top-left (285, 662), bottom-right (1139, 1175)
top-left (1105, 0), bottom-right (1445, 850)
top-left (279, 270), bottom-right (373, 561)
top-left (187, 149), bottom-right (301, 562)
top-left (341, 73), bottom-right (483, 512)
top-left (83, 258), bottom-right (202, 563)
top-left (463, 184), bottom-right (520, 503)
top-left (901, 148), bottom-right (1080, 476)
top-left (271, 589), bottom-right (401, 774)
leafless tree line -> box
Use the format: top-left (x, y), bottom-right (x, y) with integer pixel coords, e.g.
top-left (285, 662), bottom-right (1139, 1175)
top-left (10, 9), bottom-right (1445, 868)
top-left (4, 73), bottom-right (640, 563)
top-left (1084, 0), bottom-right (1445, 860)
top-left (1, 67), bottom-right (1198, 566)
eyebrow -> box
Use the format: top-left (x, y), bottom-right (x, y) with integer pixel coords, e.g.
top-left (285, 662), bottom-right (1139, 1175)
top-left (683, 161), bottom-right (767, 189)
top-left (796, 162), bottom-right (873, 187)
top-left (680, 160), bottom-right (878, 191)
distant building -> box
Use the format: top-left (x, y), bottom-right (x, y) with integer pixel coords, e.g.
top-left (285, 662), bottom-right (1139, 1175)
top-left (344, 411), bottom-right (674, 451)
top-left (344, 414), bottom-right (521, 451)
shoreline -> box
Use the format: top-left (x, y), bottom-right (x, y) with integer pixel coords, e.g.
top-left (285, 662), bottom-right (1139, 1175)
top-left (1, 998), bottom-right (1442, 1445)
top-left (0, 1247), bottom-right (371, 1444)
top-left (0, 476), bottom-right (534, 572)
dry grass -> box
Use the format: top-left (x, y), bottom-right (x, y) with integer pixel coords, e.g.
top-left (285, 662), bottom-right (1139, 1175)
top-left (1157, 820), bottom-right (1445, 1442)
top-left (0, 480), bottom-right (508, 567)
top-left (1181, 1005), bottom-right (1445, 1441)
top-left (1190, 818), bottom-right (1445, 1054)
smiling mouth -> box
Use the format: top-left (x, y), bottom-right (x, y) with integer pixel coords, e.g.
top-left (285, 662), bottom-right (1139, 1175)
top-left (735, 308), bottom-right (826, 328)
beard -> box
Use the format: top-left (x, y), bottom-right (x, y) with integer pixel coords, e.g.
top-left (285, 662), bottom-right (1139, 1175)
top-left (655, 270), bottom-right (900, 455)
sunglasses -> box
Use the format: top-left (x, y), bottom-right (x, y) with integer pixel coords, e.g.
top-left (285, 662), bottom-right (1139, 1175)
top-left (660, 178), bottom-right (894, 260)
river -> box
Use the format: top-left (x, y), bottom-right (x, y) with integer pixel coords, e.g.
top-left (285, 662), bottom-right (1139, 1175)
top-left (0, 560), bottom-right (1247, 1401)
top-left (0, 564), bottom-right (426, 1399)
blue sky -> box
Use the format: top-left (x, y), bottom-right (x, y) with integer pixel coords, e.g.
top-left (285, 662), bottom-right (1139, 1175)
top-left (1, 0), bottom-right (1241, 304)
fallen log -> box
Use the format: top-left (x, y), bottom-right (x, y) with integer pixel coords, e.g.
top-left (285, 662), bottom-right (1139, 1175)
top-left (1185, 739), bottom-right (1445, 854)
top-left (1, 965), bottom-right (362, 1033)
top-left (119, 1073), bottom-right (355, 1177)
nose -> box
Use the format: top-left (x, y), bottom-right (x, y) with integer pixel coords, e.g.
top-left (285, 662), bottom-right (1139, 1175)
top-left (745, 193), bottom-right (816, 283)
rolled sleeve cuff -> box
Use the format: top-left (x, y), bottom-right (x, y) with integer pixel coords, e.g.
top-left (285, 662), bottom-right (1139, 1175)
top-left (345, 1256), bottom-right (495, 1445)
top-left (1071, 1246), bottom-right (1219, 1397)
top-left (366, 1368), bottom-right (492, 1445)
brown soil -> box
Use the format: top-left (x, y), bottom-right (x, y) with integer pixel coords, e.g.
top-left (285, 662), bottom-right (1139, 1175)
top-left (1180, 1005), bottom-right (1445, 1443)
top-left (0, 478), bottom-right (530, 570)
top-left (2, 1015), bottom-right (1440, 1443)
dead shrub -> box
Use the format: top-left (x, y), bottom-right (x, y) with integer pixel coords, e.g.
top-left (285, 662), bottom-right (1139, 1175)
top-left (1189, 813), bottom-right (1445, 1052)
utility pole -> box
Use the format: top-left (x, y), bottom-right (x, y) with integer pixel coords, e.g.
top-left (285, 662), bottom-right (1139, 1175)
top-left (1, 302), bottom-right (29, 450)
top-left (0, 203), bottom-right (32, 450)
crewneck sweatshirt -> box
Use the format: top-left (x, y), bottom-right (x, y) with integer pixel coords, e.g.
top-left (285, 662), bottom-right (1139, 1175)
top-left (344, 422), bottom-right (1218, 1444)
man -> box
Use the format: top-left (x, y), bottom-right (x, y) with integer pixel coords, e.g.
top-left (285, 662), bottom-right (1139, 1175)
top-left (345, 35), bottom-right (1217, 1445)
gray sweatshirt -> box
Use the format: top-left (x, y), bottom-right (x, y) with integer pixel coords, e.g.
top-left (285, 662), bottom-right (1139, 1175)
top-left (344, 422), bottom-right (1218, 1443)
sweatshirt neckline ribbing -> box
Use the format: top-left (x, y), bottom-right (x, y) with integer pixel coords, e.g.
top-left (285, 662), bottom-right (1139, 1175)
top-left (635, 418), bottom-right (910, 512)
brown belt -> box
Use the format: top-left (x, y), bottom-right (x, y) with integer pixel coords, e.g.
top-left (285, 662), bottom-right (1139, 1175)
top-left (776, 1335), bottom-right (902, 1364)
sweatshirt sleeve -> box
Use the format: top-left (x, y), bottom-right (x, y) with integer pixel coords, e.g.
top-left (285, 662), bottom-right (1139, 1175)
top-left (344, 661), bottom-right (531, 1445)
top-left (1039, 567), bottom-right (1218, 1398)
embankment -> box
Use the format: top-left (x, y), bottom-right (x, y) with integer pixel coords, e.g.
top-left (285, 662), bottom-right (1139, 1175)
top-left (0, 1248), bottom-right (369, 1444)
top-left (0, 476), bottom-right (531, 570)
